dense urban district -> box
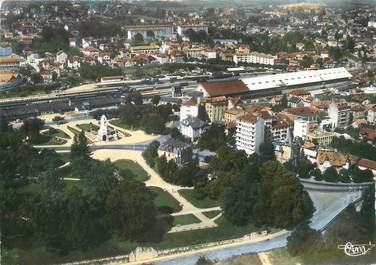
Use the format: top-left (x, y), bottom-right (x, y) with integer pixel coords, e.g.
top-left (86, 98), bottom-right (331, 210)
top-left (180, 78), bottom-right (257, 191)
top-left (1, 1), bottom-right (376, 265)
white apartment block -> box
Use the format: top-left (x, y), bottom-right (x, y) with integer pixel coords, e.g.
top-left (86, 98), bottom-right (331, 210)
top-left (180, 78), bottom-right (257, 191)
top-left (294, 119), bottom-right (310, 139)
top-left (233, 52), bottom-right (275, 65)
top-left (368, 107), bottom-right (376, 124)
top-left (180, 98), bottom-right (199, 121)
top-left (328, 101), bottom-right (351, 128)
top-left (236, 114), bottom-right (265, 155)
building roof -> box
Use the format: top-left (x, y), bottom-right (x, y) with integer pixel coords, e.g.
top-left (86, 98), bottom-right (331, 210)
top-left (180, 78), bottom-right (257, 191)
top-left (181, 116), bottom-right (206, 129)
top-left (241, 67), bottom-right (352, 91)
top-left (237, 114), bottom-right (258, 124)
top-left (182, 98), bottom-right (198, 107)
top-left (357, 159), bottom-right (376, 170)
top-left (199, 80), bottom-right (249, 97)
top-left (0, 72), bottom-right (16, 83)
top-left (317, 150), bottom-right (350, 167)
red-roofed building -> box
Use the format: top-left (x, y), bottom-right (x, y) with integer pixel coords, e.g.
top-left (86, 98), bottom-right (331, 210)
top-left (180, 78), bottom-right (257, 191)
top-left (198, 80), bottom-right (249, 98)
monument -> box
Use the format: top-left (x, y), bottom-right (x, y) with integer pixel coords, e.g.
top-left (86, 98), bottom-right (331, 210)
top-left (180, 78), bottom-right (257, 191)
top-left (97, 115), bottom-right (109, 141)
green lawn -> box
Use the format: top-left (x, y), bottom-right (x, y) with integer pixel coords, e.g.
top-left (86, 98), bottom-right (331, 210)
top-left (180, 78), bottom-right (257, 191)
top-left (113, 159), bottom-right (149, 182)
top-left (202, 210), bottom-right (221, 219)
top-left (149, 187), bottom-right (181, 214)
top-left (39, 136), bottom-right (67, 146)
top-left (110, 119), bottom-right (132, 130)
top-left (44, 128), bottom-right (71, 139)
top-left (67, 126), bottom-right (81, 136)
top-left (145, 216), bottom-right (261, 250)
top-left (76, 124), bottom-right (98, 132)
top-left (58, 153), bottom-right (71, 163)
top-left (178, 189), bottom-right (220, 208)
top-left (173, 214), bottom-right (201, 226)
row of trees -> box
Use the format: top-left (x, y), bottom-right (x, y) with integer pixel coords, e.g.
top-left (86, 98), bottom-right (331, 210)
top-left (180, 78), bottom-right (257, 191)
top-left (119, 102), bottom-right (174, 134)
top-left (286, 158), bottom-right (374, 183)
top-left (330, 136), bottom-right (376, 161)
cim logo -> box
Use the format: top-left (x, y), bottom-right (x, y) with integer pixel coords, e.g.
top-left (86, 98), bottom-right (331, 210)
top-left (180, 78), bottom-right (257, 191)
top-left (338, 242), bottom-right (376, 257)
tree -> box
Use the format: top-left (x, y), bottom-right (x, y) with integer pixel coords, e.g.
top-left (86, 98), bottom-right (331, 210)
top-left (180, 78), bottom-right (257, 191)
top-left (152, 95), bottom-right (160, 106)
top-left (142, 141), bottom-right (160, 167)
top-left (259, 142), bottom-right (276, 162)
top-left (132, 91), bottom-right (143, 105)
top-left (105, 180), bottom-right (158, 241)
top-left (133, 33), bottom-right (144, 44)
top-left (323, 167), bottom-right (339, 183)
top-left (300, 56), bottom-right (314, 68)
top-left (146, 30), bottom-right (155, 39)
top-left (31, 73), bottom-right (43, 84)
top-left (21, 118), bottom-right (45, 144)
top-left (198, 125), bottom-right (226, 151)
top-left (338, 168), bottom-right (351, 183)
top-left (71, 131), bottom-right (91, 170)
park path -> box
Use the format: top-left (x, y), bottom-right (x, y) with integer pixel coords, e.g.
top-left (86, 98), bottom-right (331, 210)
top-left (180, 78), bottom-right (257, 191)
top-left (258, 252), bottom-right (272, 265)
top-left (92, 149), bottom-right (220, 233)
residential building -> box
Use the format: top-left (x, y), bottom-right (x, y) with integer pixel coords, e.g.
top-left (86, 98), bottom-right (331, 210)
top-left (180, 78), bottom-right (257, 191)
top-left (201, 96), bottom-right (228, 123)
top-left (180, 116), bottom-right (206, 141)
top-left (367, 106), bottom-right (376, 124)
top-left (159, 138), bottom-right (193, 167)
top-left (180, 98), bottom-right (199, 121)
top-left (56, 51), bottom-right (67, 64)
top-left (236, 114), bottom-right (265, 155)
top-left (233, 52), bottom-right (275, 65)
top-left (294, 119), bottom-right (310, 139)
top-left (328, 101), bottom-right (351, 128)
top-left (307, 130), bottom-right (335, 146)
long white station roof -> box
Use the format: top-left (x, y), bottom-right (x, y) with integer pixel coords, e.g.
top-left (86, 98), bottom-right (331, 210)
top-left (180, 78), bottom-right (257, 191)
top-left (240, 67), bottom-right (352, 91)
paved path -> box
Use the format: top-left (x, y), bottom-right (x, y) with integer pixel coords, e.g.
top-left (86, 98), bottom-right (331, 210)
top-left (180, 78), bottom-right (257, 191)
top-left (258, 252), bottom-right (272, 265)
top-left (92, 149), bottom-right (219, 233)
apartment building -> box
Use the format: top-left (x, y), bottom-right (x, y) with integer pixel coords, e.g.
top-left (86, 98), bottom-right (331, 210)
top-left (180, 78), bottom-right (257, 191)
top-left (328, 101), bottom-right (351, 128)
top-left (233, 52), bottom-right (275, 65)
top-left (236, 114), bottom-right (265, 155)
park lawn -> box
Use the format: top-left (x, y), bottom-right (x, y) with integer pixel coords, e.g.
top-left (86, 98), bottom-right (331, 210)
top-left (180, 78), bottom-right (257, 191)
top-left (178, 189), bottom-right (220, 208)
top-left (67, 126), bottom-right (81, 136)
top-left (58, 152), bottom-right (71, 163)
top-left (202, 210), bottom-right (221, 219)
top-left (268, 247), bottom-right (303, 265)
top-left (113, 159), bottom-right (149, 182)
top-left (39, 136), bottom-right (67, 146)
top-left (149, 187), bottom-right (181, 213)
top-left (109, 119), bottom-right (133, 130)
top-left (76, 124), bottom-right (98, 132)
top-left (173, 214), bottom-right (201, 226)
top-left (145, 216), bottom-right (261, 250)
top-left (45, 128), bottom-right (71, 139)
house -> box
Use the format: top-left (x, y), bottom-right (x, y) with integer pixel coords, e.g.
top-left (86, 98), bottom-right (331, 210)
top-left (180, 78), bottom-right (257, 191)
top-left (159, 138), bottom-right (193, 167)
top-left (357, 159), bottom-right (376, 177)
top-left (40, 70), bottom-right (53, 84)
top-left (180, 98), bottom-right (199, 121)
top-left (288, 96), bottom-right (304, 108)
top-left (67, 56), bottom-right (81, 70)
top-left (81, 47), bottom-right (99, 57)
top-left (367, 105), bottom-right (376, 124)
top-left (56, 50), bottom-right (67, 64)
top-left (98, 52), bottom-right (111, 64)
top-left (180, 116), bottom-right (206, 141)
top-left (307, 130), bottom-right (335, 146)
